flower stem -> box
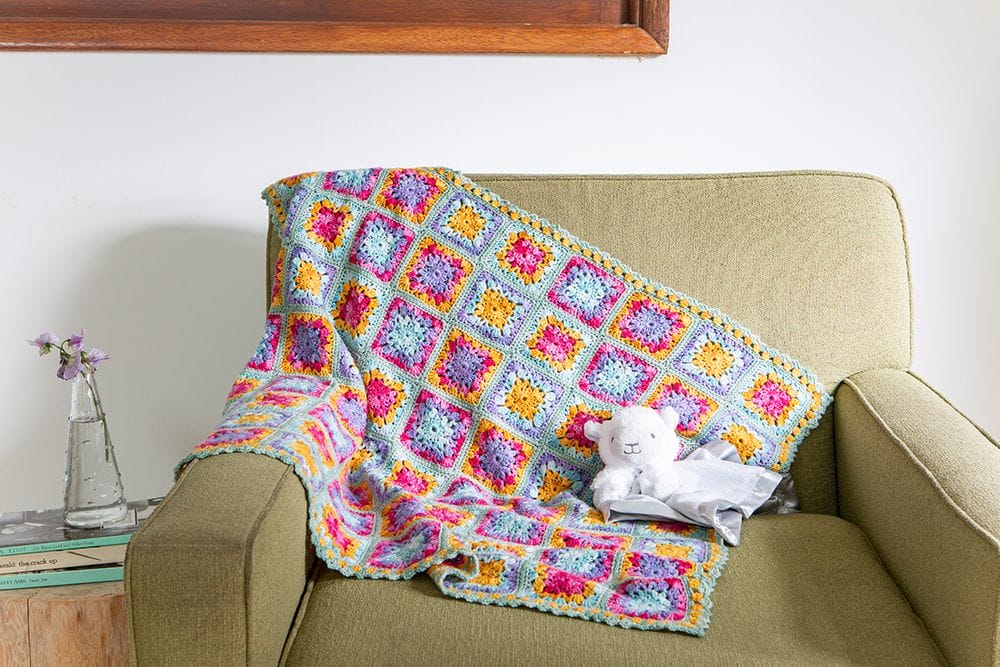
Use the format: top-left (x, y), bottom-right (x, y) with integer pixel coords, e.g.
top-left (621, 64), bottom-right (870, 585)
top-left (82, 367), bottom-right (112, 462)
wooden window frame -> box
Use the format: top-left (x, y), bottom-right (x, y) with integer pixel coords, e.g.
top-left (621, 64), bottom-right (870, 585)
top-left (0, 0), bottom-right (668, 55)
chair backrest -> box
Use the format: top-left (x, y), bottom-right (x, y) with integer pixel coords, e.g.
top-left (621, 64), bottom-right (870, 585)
top-left (266, 171), bottom-right (912, 514)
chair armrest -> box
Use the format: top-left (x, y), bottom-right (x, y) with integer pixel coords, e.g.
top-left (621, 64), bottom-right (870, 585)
top-left (835, 369), bottom-right (1000, 666)
top-left (125, 453), bottom-right (313, 666)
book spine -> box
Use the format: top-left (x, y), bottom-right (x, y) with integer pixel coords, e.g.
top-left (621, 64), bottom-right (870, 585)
top-left (0, 566), bottom-right (124, 591)
top-left (0, 544), bottom-right (128, 575)
top-left (0, 533), bottom-right (133, 558)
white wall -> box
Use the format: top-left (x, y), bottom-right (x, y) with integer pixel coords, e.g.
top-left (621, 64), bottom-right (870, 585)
top-left (2, 1), bottom-right (998, 510)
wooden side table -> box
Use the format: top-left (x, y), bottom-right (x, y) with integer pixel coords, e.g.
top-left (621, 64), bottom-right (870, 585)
top-left (0, 582), bottom-right (128, 666)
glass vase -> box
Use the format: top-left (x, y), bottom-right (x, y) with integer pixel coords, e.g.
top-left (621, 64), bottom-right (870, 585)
top-left (63, 367), bottom-right (127, 528)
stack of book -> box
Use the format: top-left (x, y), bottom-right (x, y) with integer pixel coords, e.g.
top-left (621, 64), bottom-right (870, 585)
top-left (0, 498), bottom-right (161, 590)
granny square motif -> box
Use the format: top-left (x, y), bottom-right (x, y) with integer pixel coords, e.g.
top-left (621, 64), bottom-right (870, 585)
top-left (181, 168), bottom-right (831, 636)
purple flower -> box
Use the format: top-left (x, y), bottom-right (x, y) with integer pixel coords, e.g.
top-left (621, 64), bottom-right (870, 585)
top-left (390, 173), bottom-right (431, 208)
top-left (291, 326), bottom-right (323, 363)
top-left (443, 346), bottom-right (488, 391)
top-left (85, 348), bottom-right (111, 366)
top-left (627, 307), bottom-right (673, 343)
top-left (28, 332), bottom-right (59, 355)
top-left (31, 327), bottom-right (111, 382)
top-left (68, 328), bottom-right (86, 350)
top-left (57, 351), bottom-right (83, 380)
top-left (414, 254), bottom-right (457, 293)
top-left (477, 435), bottom-right (517, 480)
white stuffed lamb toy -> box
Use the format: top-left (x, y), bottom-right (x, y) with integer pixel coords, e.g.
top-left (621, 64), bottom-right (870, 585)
top-left (585, 406), bottom-right (683, 506)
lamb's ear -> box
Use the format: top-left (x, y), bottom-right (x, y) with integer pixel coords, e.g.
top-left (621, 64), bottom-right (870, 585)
top-left (583, 419), bottom-right (604, 442)
top-left (658, 406), bottom-right (680, 433)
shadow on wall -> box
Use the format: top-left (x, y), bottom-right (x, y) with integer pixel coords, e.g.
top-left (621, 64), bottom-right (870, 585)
top-left (10, 223), bottom-right (267, 504)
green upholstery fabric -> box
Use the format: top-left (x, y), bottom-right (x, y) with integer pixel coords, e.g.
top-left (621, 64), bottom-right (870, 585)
top-left (266, 171), bottom-right (912, 514)
top-left (283, 514), bottom-right (942, 666)
top-left (125, 454), bottom-right (311, 666)
top-left (836, 369), bottom-right (1000, 666)
top-left (127, 172), bottom-right (982, 666)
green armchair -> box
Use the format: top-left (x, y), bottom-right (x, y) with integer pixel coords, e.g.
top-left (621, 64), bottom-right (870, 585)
top-left (125, 172), bottom-right (999, 665)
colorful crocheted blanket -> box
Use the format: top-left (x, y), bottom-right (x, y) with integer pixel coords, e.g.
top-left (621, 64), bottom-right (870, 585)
top-left (180, 168), bottom-right (831, 635)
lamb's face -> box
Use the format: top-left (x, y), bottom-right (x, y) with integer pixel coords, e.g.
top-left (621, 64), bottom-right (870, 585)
top-left (584, 406), bottom-right (681, 469)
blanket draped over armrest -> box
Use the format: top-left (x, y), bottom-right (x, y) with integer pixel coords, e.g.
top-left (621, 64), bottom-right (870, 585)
top-left (179, 168), bottom-right (831, 635)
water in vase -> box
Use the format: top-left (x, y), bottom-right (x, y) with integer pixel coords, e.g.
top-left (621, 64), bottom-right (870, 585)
top-left (64, 370), bottom-right (127, 528)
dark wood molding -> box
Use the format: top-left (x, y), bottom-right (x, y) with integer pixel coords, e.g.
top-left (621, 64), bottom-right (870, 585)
top-left (0, 1), bottom-right (669, 54)
top-left (637, 0), bottom-right (669, 52)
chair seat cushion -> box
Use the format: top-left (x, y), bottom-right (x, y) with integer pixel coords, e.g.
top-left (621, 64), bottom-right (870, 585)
top-left (284, 514), bottom-right (942, 665)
